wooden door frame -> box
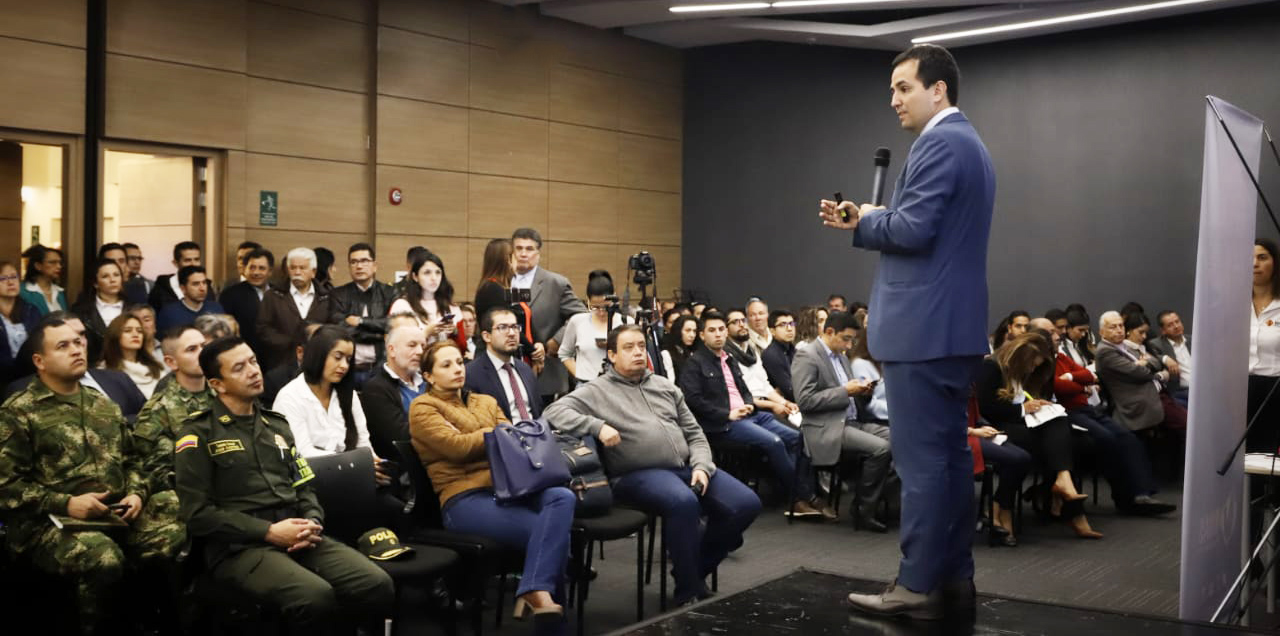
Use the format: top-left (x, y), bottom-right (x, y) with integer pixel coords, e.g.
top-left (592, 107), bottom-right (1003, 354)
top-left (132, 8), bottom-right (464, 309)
top-left (0, 127), bottom-right (85, 299)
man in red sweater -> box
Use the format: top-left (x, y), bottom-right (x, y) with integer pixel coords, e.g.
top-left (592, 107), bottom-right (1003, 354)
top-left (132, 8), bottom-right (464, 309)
top-left (1032, 318), bottom-right (1175, 516)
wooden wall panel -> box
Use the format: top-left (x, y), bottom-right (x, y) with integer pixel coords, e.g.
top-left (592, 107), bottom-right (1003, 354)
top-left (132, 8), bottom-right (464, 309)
top-left (107, 0), bottom-right (247, 72)
top-left (618, 134), bottom-right (681, 193)
top-left (468, 1), bottom-right (542, 49)
top-left (469, 111), bottom-right (547, 179)
top-left (619, 79), bottom-right (682, 140)
top-left (238, 154), bottom-right (367, 234)
top-left (549, 123), bottom-right (617, 187)
top-left (376, 165), bottom-right (467, 237)
top-left (470, 44), bottom-right (548, 120)
top-left (549, 183), bottom-right (616, 243)
top-left (378, 27), bottom-right (468, 106)
top-left (247, 78), bottom-right (366, 162)
top-left (225, 150), bottom-right (247, 227)
top-left (377, 96), bottom-right (468, 171)
top-left (376, 234), bottom-right (469, 295)
top-left (258, 0), bottom-right (369, 23)
top-left (617, 190), bottom-right (681, 247)
top-left (106, 54), bottom-right (246, 148)
top-left (549, 65), bottom-right (618, 130)
top-left (248, 3), bottom-right (367, 92)
top-left (0, 0), bottom-right (86, 47)
top-left (467, 176), bottom-right (548, 241)
top-left (0, 37), bottom-right (86, 134)
top-left (465, 237), bottom-right (491, 300)
top-left (550, 241), bottom-right (619, 296)
top-left (378, 0), bottom-right (468, 41)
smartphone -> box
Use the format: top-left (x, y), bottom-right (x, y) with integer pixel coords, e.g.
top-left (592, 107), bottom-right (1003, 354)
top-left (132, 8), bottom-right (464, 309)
top-left (441, 313), bottom-right (455, 322)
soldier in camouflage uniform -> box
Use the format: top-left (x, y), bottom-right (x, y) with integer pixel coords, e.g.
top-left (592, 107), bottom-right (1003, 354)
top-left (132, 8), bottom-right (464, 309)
top-left (0, 318), bottom-right (185, 634)
top-left (176, 336), bottom-right (393, 632)
top-left (132, 325), bottom-right (215, 494)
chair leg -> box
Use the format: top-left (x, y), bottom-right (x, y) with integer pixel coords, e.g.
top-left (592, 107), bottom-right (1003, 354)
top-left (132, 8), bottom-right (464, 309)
top-left (636, 524), bottom-right (645, 623)
top-left (567, 530), bottom-right (581, 609)
top-left (711, 568), bottom-right (718, 592)
top-left (576, 535), bottom-right (593, 636)
top-left (495, 573), bottom-right (506, 628)
top-left (658, 519), bottom-right (668, 612)
top-left (645, 517), bottom-right (657, 585)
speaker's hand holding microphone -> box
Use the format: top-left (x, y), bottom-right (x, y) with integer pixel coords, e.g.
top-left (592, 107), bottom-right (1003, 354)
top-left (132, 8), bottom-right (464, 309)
top-left (818, 147), bottom-right (892, 231)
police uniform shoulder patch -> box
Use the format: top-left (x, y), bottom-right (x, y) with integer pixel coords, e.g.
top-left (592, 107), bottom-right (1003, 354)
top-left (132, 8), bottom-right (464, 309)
top-left (175, 434), bottom-right (199, 453)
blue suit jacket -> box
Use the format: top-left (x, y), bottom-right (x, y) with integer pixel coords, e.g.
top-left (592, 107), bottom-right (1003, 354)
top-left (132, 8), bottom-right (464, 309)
top-left (464, 353), bottom-right (543, 421)
top-left (853, 112), bottom-right (995, 362)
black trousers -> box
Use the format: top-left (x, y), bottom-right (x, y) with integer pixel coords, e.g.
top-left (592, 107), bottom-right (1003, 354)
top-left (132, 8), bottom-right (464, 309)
top-left (1247, 374), bottom-right (1280, 453)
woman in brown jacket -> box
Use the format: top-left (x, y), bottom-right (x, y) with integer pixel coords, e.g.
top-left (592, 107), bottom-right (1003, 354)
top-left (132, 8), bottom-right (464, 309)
top-left (410, 341), bottom-right (573, 632)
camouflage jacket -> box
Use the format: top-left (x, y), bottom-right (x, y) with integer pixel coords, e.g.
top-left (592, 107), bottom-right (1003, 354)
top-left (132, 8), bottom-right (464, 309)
top-left (132, 377), bottom-right (215, 493)
top-left (0, 379), bottom-right (147, 549)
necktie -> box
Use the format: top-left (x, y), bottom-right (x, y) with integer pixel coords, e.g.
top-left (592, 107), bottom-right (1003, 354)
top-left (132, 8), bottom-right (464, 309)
top-left (504, 363), bottom-right (532, 421)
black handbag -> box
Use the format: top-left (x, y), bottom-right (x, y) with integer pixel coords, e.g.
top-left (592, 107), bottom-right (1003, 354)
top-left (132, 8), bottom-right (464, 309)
top-left (554, 431), bottom-right (613, 517)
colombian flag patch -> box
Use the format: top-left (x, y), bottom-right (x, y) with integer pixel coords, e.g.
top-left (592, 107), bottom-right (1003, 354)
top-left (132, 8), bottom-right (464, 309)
top-left (175, 435), bottom-right (199, 454)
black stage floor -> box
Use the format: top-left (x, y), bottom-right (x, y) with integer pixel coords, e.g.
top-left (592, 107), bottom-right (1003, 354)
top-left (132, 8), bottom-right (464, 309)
top-left (610, 569), bottom-right (1265, 635)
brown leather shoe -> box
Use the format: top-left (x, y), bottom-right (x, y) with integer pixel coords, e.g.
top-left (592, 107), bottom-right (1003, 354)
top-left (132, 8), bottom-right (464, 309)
top-left (847, 580), bottom-right (945, 620)
top-left (786, 499), bottom-right (822, 518)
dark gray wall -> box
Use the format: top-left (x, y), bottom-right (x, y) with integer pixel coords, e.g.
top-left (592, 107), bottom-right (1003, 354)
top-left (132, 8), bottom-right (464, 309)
top-left (682, 4), bottom-right (1280, 330)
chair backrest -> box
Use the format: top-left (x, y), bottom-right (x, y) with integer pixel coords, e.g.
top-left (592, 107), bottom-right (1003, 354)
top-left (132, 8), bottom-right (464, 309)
top-left (392, 439), bottom-right (445, 528)
top-left (308, 448), bottom-right (378, 543)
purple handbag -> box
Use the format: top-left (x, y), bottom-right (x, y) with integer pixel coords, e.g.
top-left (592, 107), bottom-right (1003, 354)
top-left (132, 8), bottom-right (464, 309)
top-left (485, 418), bottom-right (570, 503)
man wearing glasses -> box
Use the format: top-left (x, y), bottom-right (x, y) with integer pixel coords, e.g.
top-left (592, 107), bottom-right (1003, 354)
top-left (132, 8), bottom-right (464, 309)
top-left (329, 243), bottom-right (396, 388)
top-left (465, 307), bottom-right (542, 421)
top-left (762, 309), bottom-right (799, 402)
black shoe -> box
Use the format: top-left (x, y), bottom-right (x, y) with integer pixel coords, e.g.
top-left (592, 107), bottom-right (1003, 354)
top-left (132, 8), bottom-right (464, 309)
top-left (1127, 496), bottom-right (1177, 516)
top-left (857, 514), bottom-right (889, 533)
top-left (940, 578), bottom-right (977, 614)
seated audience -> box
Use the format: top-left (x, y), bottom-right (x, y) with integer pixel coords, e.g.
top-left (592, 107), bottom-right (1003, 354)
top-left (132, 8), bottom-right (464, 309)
top-left (132, 325), bottom-right (214, 497)
top-left (473, 238), bottom-right (544, 372)
top-left (127, 303), bottom-right (163, 362)
top-left (1061, 307), bottom-right (1095, 368)
top-left (261, 322), bottom-right (323, 409)
top-left (0, 260), bottom-right (41, 386)
top-left (360, 323), bottom-right (427, 459)
top-left (156, 265), bottom-right (225, 332)
top-left (329, 243), bottom-right (396, 386)
top-left (847, 318), bottom-right (888, 424)
top-left (826, 294), bottom-right (847, 313)
top-left (19, 244), bottom-right (66, 315)
top-left (745, 298), bottom-right (772, 352)
top-left (220, 248), bottom-right (274, 357)
top-left (194, 313), bottom-right (238, 342)
top-left (967, 411), bottom-right (1031, 546)
top-left (272, 327), bottom-right (378, 462)
top-left (990, 309), bottom-right (1029, 351)
top-left (546, 325), bottom-right (762, 605)
top-left (558, 270), bottom-right (625, 384)
top-left (976, 331), bottom-right (1101, 538)
top-left (465, 308), bottom-right (543, 422)
top-left (175, 337), bottom-right (394, 631)
top-left (1044, 308), bottom-right (1068, 336)
top-left (411, 341), bottom-right (573, 628)
top-left (723, 308), bottom-right (804, 426)
top-left (791, 311), bottom-right (894, 531)
top-left (1149, 310), bottom-right (1191, 405)
top-left (148, 241), bottom-right (210, 310)
top-left (459, 302), bottom-right (478, 360)
top-left (1096, 311), bottom-right (1186, 433)
top-left (0, 316), bottom-right (185, 633)
top-left (390, 250), bottom-right (461, 347)
top-left (1032, 318), bottom-right (1174, 516)
top-left (679, 312), bottom-right (823, 518)
top-left (100, 313), bottom-right (165, 399)
top-left (762, 309), bottom-right (798, 402)
top-left (73, 257), bottom-right (127, 364)
top-left (660, 315), bottom-right (698, 383)
top-left (794, 306), bottom-right (828, 352)
top-left (257, 247), bottom-right (332, 370)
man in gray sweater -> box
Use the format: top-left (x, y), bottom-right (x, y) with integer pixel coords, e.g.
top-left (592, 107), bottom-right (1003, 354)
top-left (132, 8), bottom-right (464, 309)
top-left (546, 325), bottom-right (762, 605)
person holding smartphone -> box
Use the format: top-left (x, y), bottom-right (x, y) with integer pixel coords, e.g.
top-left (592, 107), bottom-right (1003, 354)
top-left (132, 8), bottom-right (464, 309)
top-left (559, 271), bottom-right (626, 384)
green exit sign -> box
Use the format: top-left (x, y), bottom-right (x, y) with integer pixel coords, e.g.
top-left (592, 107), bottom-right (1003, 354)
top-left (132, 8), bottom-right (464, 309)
top-left (259, 191), bottom-right (278, 227)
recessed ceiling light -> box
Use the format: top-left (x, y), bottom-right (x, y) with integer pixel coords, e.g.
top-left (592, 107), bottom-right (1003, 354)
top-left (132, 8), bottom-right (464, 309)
top-left (669, 2), bottom-right (771, 13)
top-left (772, 0), bottom-right (899, 7)
top-left (912, 0), bottom-right (1220, 43)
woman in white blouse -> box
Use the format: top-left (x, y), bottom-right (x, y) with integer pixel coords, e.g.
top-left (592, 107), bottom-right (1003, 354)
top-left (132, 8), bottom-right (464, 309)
top-left (1249, 239), bottom-right (1280, 451)
top-left (272, 325), bottom-right (390, 485)
top-left (388, 250), bottom-right (460, 347)
top-left (99, 313), bottom-right (164, 398)
top-left (559, 270), bottom-right (625, 384)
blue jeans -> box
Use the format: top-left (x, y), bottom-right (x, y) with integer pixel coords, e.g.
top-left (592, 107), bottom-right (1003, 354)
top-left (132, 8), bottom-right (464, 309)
top-left (1067, 406), bottom-right (1157, 504)
top-left (612, 466), bottom-right (761, 604)
top-left (709, 411), bottom-right (813, 499)
top-left (442, 487), bottom-right (575, 599)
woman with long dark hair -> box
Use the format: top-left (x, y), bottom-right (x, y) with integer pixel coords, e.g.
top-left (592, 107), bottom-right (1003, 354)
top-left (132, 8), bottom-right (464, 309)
top-left (557, 270), bottom-right (625, 383)
top-left (0, 260), bottom-right (42, 385)
top-left (976, 331), bottom-right (1101, 539)
top-left (660, 315), bottom-right (698, 382)
top-left (473, 238), bottom-right (543, 371)
top-left (18, 245), bottom-right (66, 315)
top-left (1248, 238), bottom-right (1280, 451)
top-left (794, 306), bottom-right (827, 352)
top-left (99, 313), bottom-right (165, 398)
top-left (389, 250), bottom-right (461, 347)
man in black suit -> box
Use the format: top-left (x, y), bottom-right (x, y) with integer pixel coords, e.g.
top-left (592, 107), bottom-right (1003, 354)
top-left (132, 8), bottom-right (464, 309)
top-left (146, 241), bottom-right (211, 311)
top-left (465, 307), bottom-right (543, 422)
top-left (329, 243), bottom-right (396, 388)
top-left (256, 247), bottom-right (332, 370)
top-left (122, 242), bottom-right (153, 304)
top-left (221, 240), bottom-right (262, 291)
top-left (1149, 310), bottom-right (1191, 405)
top-left (220, 248), bottom-right (274, 358)
top-left (4, 311), bottom-right (147, 419)
top-left (359, 322), bottom-right (427, 460)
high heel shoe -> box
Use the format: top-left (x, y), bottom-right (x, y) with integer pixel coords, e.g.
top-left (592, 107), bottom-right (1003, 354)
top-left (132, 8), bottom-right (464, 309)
top-left (1051, 483), bottom-right (1089, 503)
top-left (1069, 516), bottom-right (1103, 539)
top-left (513, 597), bottom-right (565, 621)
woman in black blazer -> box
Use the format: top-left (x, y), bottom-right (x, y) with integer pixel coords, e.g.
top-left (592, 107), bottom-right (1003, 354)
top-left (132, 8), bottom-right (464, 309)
top-left (976, 331), bottom-right (1101, 539)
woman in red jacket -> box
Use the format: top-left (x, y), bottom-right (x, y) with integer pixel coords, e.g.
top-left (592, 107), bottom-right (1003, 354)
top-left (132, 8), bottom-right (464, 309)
top-left (1032, 319), bottom-right (1175, 516)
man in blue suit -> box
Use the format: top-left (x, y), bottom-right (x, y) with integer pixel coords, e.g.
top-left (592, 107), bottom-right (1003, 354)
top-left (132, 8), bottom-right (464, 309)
top-left (465, 307), bottom-right (543, 421)
top-left (820, 44), bottom-right (995, 620)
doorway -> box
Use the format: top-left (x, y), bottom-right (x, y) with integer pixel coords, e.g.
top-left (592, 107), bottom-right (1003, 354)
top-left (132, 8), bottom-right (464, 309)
top-left (0, 139), bottom-right (68, 263)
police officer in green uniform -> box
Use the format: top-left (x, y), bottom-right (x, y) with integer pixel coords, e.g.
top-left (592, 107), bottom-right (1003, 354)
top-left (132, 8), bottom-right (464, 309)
top-left (0, 317), bottom-right (185, 635)
top-left (133, 324), bottom-right (215, 494)
top-left (174, 336), bottom-right (393, 632)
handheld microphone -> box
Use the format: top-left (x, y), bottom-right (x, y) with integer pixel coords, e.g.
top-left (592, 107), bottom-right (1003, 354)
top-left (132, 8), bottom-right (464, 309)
top-left (871, 147), bottom-right (891, 206)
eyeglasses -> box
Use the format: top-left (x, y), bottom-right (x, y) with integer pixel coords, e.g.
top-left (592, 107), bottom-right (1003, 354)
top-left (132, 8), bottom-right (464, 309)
top-left (727, 318), bottom-right (746, 326)
top-left (349, 258), bottom-right (374, 266)
top-left (126, 255), bottom-right (143, 262)
top-left (775, 321), bottom-right (796, 328)
top-left (491, 324), bottom-right (522, 334)
top-left (0, 275), bottom-right (17, 283)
